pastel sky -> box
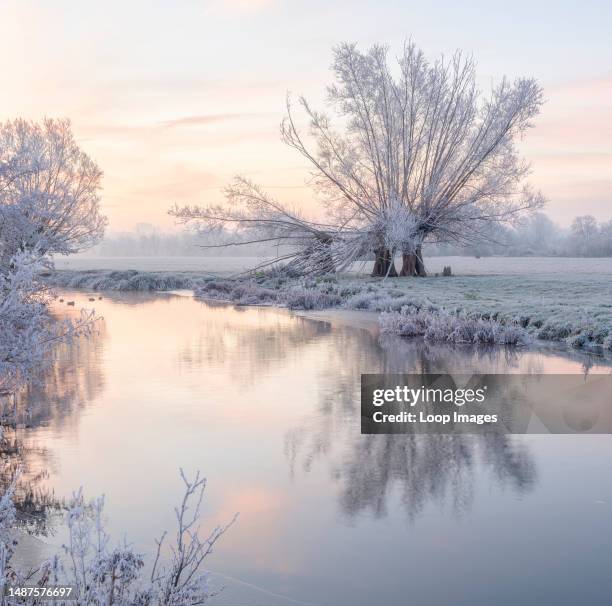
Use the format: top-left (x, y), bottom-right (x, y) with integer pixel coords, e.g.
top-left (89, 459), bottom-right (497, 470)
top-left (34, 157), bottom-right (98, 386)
top-left (1, 0), bottom-right (611, 231)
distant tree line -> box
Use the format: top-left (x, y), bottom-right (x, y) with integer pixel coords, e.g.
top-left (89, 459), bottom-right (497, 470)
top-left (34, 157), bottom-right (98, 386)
top-left (426, 213), bottom-right (612, 257)
top-left (89, 213), bottom-right (612, 259)
top-left (88, 223), bottom-right (277, 257)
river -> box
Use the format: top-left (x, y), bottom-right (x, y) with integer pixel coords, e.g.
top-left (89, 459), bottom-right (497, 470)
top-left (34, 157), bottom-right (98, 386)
top-left (12, 290), bottom-right (612, 606)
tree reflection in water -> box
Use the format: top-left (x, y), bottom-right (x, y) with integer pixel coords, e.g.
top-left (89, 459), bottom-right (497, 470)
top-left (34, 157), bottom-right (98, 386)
top-left (0, 323), bottom-right (106, 534)
top-left (286, 332), bottom-right (538, 521)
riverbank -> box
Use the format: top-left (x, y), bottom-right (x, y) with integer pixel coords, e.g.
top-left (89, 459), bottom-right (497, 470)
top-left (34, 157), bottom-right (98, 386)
top-left (44, 264), bottom-right (612, 354)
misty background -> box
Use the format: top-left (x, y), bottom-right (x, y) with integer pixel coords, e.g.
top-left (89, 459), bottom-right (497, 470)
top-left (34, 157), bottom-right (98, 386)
top-left (80, 213), bottom-right (612, 259)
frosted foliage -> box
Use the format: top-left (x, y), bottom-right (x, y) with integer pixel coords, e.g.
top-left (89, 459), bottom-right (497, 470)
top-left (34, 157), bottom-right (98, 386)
top-left (0, 118), bottom-right (106, 261)
top-left (1, 118), bottom-right (104, 395)
top-left (0, 470), bottom-right (236, 605)
top-left (379, 307), bottom-right (530, 346)
top-left (0, 252), bottom-right (95, 396)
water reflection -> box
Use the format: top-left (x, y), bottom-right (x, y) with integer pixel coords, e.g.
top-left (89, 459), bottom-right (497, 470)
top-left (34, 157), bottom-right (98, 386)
top-left (4, 293), bottom-right (612, 606)
top-left (285, 333), bottom-right (539, 521)
top-left (178, 304), bottom-right (332, 382)
top-left (0, 321), bottom-right (106, 534)
top-left (14, 325), bottom-right (106, 430)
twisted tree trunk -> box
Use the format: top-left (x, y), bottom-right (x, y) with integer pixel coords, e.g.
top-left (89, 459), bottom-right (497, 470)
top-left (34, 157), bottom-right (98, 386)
top-left (399, 245), bottom-right (426, 277)
top-left (371, 248), bottom-right (398, 277)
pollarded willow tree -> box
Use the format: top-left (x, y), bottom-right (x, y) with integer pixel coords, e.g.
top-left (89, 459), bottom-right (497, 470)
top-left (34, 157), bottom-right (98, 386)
top-left (171, 41), bottom-right (544, 277)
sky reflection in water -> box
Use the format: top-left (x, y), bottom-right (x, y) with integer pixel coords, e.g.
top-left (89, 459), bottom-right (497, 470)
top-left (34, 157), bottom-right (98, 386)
top-left (14, 292), bottom-right (612, 606)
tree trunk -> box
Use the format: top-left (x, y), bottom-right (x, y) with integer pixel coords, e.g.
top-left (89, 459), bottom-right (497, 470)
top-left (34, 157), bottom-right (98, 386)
top-left (371, 248), bottom-right (397, 277)
top-left (399, 253), bottom-right (416, 276)
top-left (415, 245), bottom-right (426, 276)
top-left (399, 245), bottom-right (426, 277)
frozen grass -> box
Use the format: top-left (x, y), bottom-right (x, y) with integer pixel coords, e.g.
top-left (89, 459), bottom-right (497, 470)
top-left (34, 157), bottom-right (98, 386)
top-left (44, 269), bottom-right (207, 291)
top-left (44, 262), bottom-right (612, 352)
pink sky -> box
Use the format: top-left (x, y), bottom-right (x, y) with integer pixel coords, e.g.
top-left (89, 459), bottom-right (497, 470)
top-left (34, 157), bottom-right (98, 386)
top-left (1, 0), bottom-right (611, 231)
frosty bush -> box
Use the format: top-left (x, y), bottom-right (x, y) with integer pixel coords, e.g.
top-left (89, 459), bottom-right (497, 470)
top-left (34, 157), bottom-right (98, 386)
top-left (285, 286), bottom-right (342, 310)
top-left (537, 322), bottom-right (573, 341)
top-left (45, 271), bottom-right (196, 292)
top-left (0, 253), bottom-right (95, 396)
top-left (379, 309), bottom-right (427, 337)
top-left (0, 470), bottom-right (236, 606)
top-left (229, 283), bottom-right (280, 306)
top-left (498, 325), bottom-right (531, 346)
top-left (567, 333), bottom-right (590, 349)
top-left (344, 291), bottom-right (423, 313)
top-left (380, 307), bottom-right (530, 346)
top-left (343, 291), bottom-right (378, 310)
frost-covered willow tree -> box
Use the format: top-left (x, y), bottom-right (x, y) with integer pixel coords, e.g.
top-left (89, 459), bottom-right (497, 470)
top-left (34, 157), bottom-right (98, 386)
top-left (0, 119), bottom-right (105, 396)
top-left (171, 41), bottom-right (544, 277)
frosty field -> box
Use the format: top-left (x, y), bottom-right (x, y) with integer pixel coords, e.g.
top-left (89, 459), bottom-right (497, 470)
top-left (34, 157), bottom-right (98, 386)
top-left (52, 254), bottom-right (612, 276)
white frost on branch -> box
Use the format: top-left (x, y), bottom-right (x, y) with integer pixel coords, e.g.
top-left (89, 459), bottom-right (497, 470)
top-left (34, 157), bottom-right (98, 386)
top-left (0, 118), bottom-right (106, 261)
top-left (0, 118), bottom-right (105, 395)
top-left (0, 469), bottom-right (236, 605)
top-left (0, 251), bottom-right (96, 396)
top-left (172, 40), bottom-right (544, 276)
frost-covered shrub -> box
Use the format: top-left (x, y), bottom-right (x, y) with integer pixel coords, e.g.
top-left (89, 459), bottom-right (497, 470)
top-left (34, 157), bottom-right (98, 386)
top-left (423, 313), bottom-right (455, 342)
top-left (285, 286), bottom-right (342, 310)
top-left (567, 333), bottom-right (590, 349)
top-left (345, 291), bottom-right (399, 311)
top-left (46, 270), bottom-right (194, 292)
top-left (0, 470), bottom-right (236, 606)
top-left (201, 279), bottom-right (234, 294)
top-left (537, 322), bottom-right (573, 341)
top-left (448, 317), bottom-right (480, 343)
top-left (380, 310), bottom-right (426, 337)
top-left (338, 285), bottom-right (362, 297)
top-left (345, 291), bottom-right (378, 310)
top-left (229, 282), bottom-right (279, 305)
top-left (472, 320), bottom-right (498, 344)
top-left (499, 324), bottom-right (531, 346)
top-left (371, 296), bottom-right (400, 312)
top-left (380, 307), bottom-right (530, 347)
top-left (1, 254), bottom-right (95, 395)
top-left (344, 290), bottom-right (427, 313)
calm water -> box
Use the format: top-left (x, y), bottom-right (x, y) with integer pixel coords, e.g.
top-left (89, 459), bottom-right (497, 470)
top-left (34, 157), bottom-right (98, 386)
top-left (15, 292), bottom-right (612, 605)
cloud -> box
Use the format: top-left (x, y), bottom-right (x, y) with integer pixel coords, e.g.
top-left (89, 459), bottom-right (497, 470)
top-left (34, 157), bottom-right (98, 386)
top-left (159, 113), bottom-right (267, 129)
